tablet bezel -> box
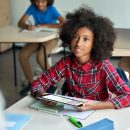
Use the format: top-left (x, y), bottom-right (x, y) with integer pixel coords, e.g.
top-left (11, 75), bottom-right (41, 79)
top-left (37, 94), bottom-right (84, 107)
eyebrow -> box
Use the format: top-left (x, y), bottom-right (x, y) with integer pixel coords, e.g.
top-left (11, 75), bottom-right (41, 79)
top-left (83, 35), bottom-right (92, 38)
top-left (75, 34), bottom-right (93, 38)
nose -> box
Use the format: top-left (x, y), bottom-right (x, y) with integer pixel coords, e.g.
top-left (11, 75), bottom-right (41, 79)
top-left (37, 1), bottom-right (42, 6)
top-left (76, 38), bottom-right (82, 46)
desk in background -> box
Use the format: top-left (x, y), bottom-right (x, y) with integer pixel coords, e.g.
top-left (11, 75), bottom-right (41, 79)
top-left (4, 95), bottom-right (130, 130)
top-left (112, 28), bottom-right (130, 56)
top-left (0, 25), bottom-right (58, 87)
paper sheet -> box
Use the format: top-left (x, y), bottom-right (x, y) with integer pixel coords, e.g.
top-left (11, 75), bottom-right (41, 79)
top-left (59, 105), bottom-right (95, 120)
top-left (22, 27), bottom-right (58, 33)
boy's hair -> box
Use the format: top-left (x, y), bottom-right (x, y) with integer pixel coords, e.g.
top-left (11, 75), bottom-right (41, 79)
top-left (30, 0), bottom-right (34, 4)
top-left (30, 0), bottom-right (54, 7)
top-left (60, 5), bottom-right (116, 62)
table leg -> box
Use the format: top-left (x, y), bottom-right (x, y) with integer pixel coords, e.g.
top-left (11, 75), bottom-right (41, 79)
top-left (12, 43), bottom-right (17, 87)
top-left (42, 45), bottom-right (47, 70)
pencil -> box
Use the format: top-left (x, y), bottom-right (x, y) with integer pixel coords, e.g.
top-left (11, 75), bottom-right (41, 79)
top-left (19, 20), bottom-right (32, 33)
top-left (28, 20), bottom-right (32, 25)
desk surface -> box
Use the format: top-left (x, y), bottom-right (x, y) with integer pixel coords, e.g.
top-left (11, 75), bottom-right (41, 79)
top-left (112, 48), bottom-right (130, 56)
top-left (4, 96), bottom-right (130, 130)
top-left (0, 25), bottom-right (58, 43)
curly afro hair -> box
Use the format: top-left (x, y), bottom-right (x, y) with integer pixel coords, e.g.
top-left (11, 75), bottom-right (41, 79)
top-left (59, 5), bottom-right (117, 62)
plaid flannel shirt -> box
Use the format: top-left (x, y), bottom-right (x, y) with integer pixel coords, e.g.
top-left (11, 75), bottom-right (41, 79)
top-left (32, 54), bottom-right (130, 109)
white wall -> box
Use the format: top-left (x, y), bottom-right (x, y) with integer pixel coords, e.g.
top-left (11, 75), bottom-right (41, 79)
top-left (10, 0), bottom-right (130, 28)
top-left (9, 0), bottom-right (30, 25)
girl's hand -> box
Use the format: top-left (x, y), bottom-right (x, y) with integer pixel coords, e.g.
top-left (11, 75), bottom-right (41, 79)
top-left (35, 92), bottom-right (57, 107)
top-left (28, 25), bottom-right (36, 31)
top-left (75, 101), bottom-right (97, 111)
top-left (75, 100), bottom-right (115, 111)
top-left (41, 99), bottom-right (57, 107)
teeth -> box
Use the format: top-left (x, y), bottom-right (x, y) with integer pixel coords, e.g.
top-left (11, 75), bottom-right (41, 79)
top-left (75, 49), bottom-right (81, 52)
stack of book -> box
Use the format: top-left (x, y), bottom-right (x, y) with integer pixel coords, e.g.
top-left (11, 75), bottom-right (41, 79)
top-left (30, 101), bottom-right (64, 114)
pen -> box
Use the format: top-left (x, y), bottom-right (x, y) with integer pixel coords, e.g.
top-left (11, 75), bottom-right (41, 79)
top-left (19, 28), bottom-right (24, 33)
top-left (19, 20), bottom-right (33, 33)
top-left (69, 116), bottom-right (83, 128)
top-left (28, 19), bottom-right (33, 25)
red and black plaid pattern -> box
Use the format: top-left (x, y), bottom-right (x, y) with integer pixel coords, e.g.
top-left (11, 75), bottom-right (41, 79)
top-left (32, 55), bottom-right (130, 109)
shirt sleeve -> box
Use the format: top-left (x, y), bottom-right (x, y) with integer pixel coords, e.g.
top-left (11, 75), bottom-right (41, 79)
top-left (25, 4), bottom-right (34, 16)
top-left (51, 6), bottom-right (61, 19)
top-left (32, 57), bottom-right (66, 94)
top-left (102, 60), bottom-right (130, 109)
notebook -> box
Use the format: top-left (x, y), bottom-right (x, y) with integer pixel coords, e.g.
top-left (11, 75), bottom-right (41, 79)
top-left (78, 118), bottom-right (114, 130)
top-left (35, 27), bottom-right (58, 32)
top-left (4, 113), bottom-right (31, 130)
top-left (22, 27), bottom-right (58, 33)
top-left (30, 100), bottom-right (64, 113)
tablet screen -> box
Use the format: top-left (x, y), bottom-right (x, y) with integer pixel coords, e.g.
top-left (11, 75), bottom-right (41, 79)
top-left (38, 94), bottom-right (83, 107)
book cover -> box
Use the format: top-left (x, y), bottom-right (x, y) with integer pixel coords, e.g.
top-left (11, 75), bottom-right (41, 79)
top-left (30, 101), bottom-right (64, 113)
top-left (78, 118), bottom-right (114, 130)
top-left (4, 113), bottom-right (31, 130)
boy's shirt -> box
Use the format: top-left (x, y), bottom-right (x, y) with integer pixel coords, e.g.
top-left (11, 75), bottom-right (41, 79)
top-left (25, 4), bottom-right (61, 25)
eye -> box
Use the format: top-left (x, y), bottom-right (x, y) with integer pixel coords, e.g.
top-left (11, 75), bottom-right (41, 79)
top-left (84, 37), bottom-right (90, 42)
top-left (72, 35), bottom-right (78, 41)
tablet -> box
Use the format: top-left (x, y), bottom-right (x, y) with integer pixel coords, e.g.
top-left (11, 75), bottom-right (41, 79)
top-left (37, 94), bottom-right (84, 107)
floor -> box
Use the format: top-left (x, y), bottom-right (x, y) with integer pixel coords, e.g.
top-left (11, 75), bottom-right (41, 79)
top-left (0, 47), bottom-right (120, 109)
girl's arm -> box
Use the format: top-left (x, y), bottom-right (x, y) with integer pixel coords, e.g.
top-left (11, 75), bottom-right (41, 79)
top-left (103, 60), bottom-right (130, 109)
top-left (31, 57), bottom-right (67, 97)
top-left (77, 60), bottom-right (130, 111)
top-left (18, 14), bottom-right (36, 30)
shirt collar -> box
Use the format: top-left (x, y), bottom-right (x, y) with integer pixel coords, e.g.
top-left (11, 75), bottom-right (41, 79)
top-left (72, 56), bottom-right (95, 72)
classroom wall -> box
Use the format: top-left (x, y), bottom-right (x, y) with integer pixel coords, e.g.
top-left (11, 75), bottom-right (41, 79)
top-left (9, 0), bottom-right (30, 25)
top-left (9, 0), bottom-right (130, 28)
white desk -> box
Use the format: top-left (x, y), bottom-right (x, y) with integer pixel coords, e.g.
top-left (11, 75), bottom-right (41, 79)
top-left (112, 28), bottom-right (130, 56)
top-left (4, 96), bottom-right (130, 130)
top-left (0, 25), bottom-right (58, 86)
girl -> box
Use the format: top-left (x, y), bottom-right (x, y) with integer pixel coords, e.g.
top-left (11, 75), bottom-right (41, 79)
top-left (31, 6), bottom-right (130, 111)
top-left (18, 0), bottom-right (65, 96)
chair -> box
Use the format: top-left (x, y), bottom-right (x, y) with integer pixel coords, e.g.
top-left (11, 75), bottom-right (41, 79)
top-left (48, 10), bottom-right (67, 65)
top-left (48, 39), bottom-right (64, 66)
top-left (116, 68), bottom-right (130, 87)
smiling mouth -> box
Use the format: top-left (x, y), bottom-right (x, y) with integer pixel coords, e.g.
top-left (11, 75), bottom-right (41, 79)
top-left (75, 48), bottom-right (82, 53)
top-left (38, 6), bottom-right (46, 10)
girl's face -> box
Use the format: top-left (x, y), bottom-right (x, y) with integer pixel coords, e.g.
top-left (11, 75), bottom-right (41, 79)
top-left (71, 27), bottom-right (94, 64)
top-left (35, 0), bottom-right (47, 11)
